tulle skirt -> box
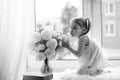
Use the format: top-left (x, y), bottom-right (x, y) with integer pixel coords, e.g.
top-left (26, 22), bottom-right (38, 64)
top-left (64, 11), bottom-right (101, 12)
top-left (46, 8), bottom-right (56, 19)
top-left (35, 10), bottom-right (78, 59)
top-left (53, 66), bottom-right (120, 80)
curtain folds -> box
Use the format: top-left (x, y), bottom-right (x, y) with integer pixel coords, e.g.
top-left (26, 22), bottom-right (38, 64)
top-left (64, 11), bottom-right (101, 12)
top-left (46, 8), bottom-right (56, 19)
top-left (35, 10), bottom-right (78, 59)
top-left (0, 0), bottom-right (35, 80)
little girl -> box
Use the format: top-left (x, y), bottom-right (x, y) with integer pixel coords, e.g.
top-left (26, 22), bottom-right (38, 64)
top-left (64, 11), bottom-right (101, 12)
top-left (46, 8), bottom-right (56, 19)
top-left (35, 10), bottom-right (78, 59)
top-left (62, 17), bottom-right (109, 76)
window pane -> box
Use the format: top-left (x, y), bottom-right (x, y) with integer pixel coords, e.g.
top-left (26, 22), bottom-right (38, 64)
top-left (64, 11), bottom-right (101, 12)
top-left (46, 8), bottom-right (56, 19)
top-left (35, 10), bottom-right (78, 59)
top-left (105, 24), bottom-right (109, 34)
top-left (110, 24), bottom-right (114, 34)
top-left (110, 3), bottom-right (113, 13)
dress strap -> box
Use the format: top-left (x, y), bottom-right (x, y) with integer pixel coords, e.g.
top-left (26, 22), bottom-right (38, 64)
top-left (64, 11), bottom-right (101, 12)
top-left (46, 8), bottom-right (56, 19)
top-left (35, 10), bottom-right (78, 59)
top-left (84, 36), bottom-right (89, 46)
top-left (79, 35), bottom-right (89, 46)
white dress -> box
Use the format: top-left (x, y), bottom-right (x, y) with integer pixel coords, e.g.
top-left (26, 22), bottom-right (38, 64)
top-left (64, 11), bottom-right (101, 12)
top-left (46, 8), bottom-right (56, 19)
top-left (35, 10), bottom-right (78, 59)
top-left (52, 36), bottom-right (120, 80)
top-left (77, 35), bottom-right (109, 75)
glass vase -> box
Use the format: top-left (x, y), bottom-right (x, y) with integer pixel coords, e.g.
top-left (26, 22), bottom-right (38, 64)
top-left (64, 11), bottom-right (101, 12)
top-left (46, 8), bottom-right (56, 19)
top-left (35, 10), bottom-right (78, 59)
top-left (40, 55), bottom-right (53, 74)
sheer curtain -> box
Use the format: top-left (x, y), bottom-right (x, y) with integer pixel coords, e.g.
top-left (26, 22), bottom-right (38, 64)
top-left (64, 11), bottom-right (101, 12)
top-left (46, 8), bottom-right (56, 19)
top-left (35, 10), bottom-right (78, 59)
top-left (0, 0), bottom-right (35, 80)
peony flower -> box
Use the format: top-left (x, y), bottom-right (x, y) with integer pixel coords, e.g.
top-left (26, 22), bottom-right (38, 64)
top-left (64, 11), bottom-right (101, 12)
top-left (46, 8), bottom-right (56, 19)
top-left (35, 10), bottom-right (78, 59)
top-left (31, 42), bottom-right (41, 53)
top-left (39, 44), bottom-right (46, 50)
top-left (31, 32), bottom-right (41, 42)
top-left (46, 39), bottom-right (57, 49)
top-left (52, 31), bottom-right (60, 38)
top-left (56, 47), bottom-right (65, 53)
top-left (40, 30), bottom-right (52, 40)
top-left (36, 52), bottom-right (46, 61)
top-left (28, 32), bottom-right (41, 51)
top-left (61, 34), bottom-right (68, 42)
top-left (45, 48), bottom-right (55, 59)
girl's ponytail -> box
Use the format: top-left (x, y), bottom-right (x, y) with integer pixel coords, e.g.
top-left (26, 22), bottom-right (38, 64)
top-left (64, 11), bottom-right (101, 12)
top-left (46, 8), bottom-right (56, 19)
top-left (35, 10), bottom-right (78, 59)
top-left (84, 18), bottom-right (91, 35)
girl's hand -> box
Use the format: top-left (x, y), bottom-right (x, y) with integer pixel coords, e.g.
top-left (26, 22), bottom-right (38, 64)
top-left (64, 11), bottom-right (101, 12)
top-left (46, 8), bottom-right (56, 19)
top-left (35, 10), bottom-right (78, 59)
top-left (61, 40), bottom-right (70, 48)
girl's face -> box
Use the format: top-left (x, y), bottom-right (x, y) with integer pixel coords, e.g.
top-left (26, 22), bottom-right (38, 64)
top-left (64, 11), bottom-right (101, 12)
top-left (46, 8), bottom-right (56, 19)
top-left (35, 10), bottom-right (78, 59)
top-left (70, 21), bottom-right (83, 37)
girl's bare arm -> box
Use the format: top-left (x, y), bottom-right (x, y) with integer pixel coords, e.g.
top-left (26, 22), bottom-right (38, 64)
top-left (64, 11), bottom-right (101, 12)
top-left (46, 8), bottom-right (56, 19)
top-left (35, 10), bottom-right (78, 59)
top-left (67, 36), bottom-right (88, 57)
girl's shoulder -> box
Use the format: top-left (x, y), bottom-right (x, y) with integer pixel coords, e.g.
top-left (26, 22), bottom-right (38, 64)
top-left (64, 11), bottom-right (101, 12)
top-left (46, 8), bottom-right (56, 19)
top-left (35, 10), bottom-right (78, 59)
top-left (79, 35), bottom-right (89, 45)
top-left (79, 35), bottom-right (89, 41)
top-left (79, 34), bottom-right (98, 46)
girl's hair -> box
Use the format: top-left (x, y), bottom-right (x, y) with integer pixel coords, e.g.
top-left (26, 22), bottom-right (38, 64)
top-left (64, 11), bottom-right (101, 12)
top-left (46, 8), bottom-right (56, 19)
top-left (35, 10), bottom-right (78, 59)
top-left (72, 17), bottom-right (91, 36)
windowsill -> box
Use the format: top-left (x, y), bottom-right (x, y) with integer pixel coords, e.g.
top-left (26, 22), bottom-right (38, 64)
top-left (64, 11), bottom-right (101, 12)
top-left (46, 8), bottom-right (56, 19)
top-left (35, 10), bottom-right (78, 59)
top-left (26, 59), bottom-right (120, 73)
top-left (26, 60), bottom-right (79, 72)
top-left (26, 49), bottom-right (120, 73)
top-left (104, 49), bottom-right (120, 59)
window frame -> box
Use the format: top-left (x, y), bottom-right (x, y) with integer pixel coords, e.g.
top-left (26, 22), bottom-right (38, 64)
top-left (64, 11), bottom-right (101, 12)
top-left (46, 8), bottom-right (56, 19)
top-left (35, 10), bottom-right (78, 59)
top-left (105, 20), bottom-right (116, 37)
top-left (104, 2), bottom-right (115, 16)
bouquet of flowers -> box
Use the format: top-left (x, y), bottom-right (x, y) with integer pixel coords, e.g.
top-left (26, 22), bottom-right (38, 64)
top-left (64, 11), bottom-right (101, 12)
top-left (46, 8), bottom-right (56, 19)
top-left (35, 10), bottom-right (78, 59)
top-left (31, 29), bottom-right (69, 61)
top-left (29, 28), bottom-right (69, 74)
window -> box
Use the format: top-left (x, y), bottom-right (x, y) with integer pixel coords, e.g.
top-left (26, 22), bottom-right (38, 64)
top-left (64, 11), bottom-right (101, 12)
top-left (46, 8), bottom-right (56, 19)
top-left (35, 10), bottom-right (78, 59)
top-left (104, 2), bottom-right (115, 16)
top-left (105, 21), bottom-right (116, 36)
top-left (26, 0), bottom-right (83, 72)
top-left (34, 0), bottom-right (83, 60)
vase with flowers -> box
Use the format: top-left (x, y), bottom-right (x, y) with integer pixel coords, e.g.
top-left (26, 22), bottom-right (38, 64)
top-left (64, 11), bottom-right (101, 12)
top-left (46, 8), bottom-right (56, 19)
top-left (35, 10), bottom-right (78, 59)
top-left (30, 28), bottom-right (69, 74)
